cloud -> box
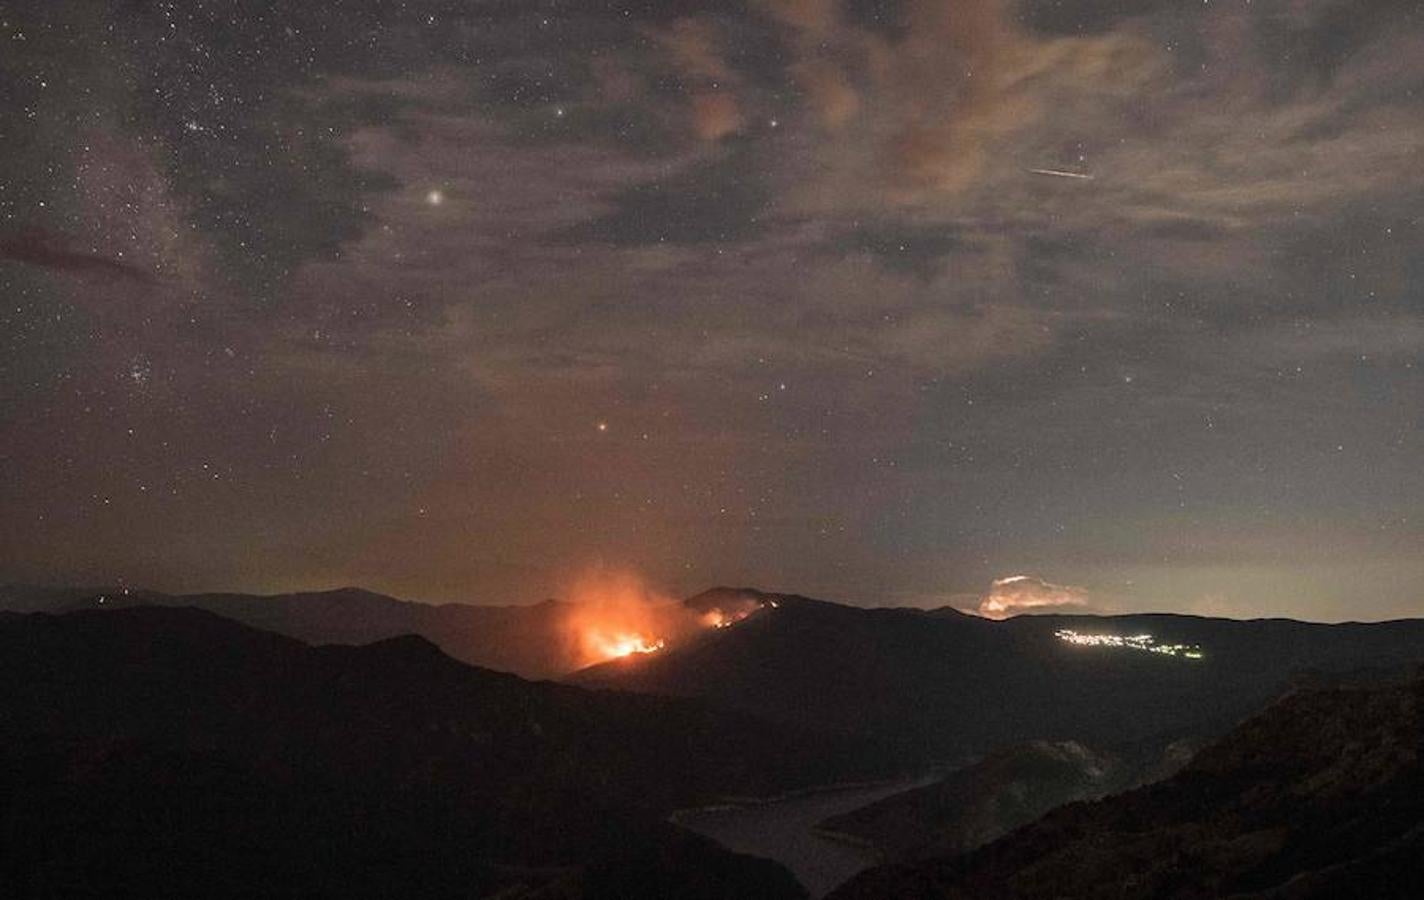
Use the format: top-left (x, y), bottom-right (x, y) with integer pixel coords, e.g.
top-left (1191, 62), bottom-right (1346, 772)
top-left (754, 0), bottom-right (1162, 206)
top-left (651, 17), bottom-right (735, 83)
top-left (7, 0), bottom-right (1424, 617)
top-left (0, 230), bottom-right (158, 285)
top-left (690, 91), bottom-right (745, 141)
top-left (649, 17), bottom-right (747, 142)
top-left (977, 575), bottom-right (1091, 618)
top-left (756, 0), bottom-right (839, 36)
top-left (756, 0), bottom-right (860, 127)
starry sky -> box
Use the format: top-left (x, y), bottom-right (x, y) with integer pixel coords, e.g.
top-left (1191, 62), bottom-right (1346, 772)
top-left (2, 0), bottom-right (1422, 621)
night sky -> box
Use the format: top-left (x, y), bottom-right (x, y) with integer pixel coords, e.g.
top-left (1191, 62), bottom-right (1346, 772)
top-left (2, 0), bottom-right (1421, 621)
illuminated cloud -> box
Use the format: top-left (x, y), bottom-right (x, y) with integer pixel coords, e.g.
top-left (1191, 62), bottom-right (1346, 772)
top-left (650, 17), bottom-right (747, 142)
top-left (792, 57), bottom-right (860, 128)
top-left (5, 1), bottom-right (1424, 622)
top-left (651, 17), bottom-right (734, 83)
top-left (977, 575), bottom-right (1091, 619)
top-left (755, 0), bottom-right (1161, 200)
top-left (690, 91), bottom-right (745, 141)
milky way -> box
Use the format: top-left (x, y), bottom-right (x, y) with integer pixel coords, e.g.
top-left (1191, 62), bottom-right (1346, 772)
top-left (2, 1), bottom-right (1422, 620)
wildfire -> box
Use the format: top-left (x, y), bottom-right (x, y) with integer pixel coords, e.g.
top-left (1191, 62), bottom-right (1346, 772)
top-left (560, 569), bottom-right (772, 669)
top-left (562, 569), bottom-right (684, 668)
top-left (699, 607), bottom-right (754, 629)
top-left (592, 631), bottom-right (666, 659)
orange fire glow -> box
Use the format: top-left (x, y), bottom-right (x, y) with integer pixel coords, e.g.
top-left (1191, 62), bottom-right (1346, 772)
top-left (700, 607), bottom-right (753, 629)
top-left (562, 569), bottom-right (683, 668)
top-left (591, 632), bottom-right (666, 659)
top-left (559, 569), bottom-right (770, 669)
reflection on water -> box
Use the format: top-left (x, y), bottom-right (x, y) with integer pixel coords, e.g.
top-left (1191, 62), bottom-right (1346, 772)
top-left (674, 779), bottom-right (926, 898)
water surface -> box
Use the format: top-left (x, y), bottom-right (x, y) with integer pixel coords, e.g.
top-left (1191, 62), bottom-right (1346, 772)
top-left (675, 779), bottom-right (926, 897)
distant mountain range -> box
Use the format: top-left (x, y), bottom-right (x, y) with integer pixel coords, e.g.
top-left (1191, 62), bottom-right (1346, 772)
top-left (0, 606), bottom-right (890, 898)
top-left (576, 588), bottom-right (1424, 764)
top-left (7, 582), bottom-right (1424, 897)
top-left (828, 671), bottom-right (1424, 899)
top-left (10, 582), bottom-right (1424, 768)
top-left (0, 584), bottom-right (586, 678)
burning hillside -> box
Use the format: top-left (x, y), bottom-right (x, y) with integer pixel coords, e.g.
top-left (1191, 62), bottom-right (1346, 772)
top-left (560, 572), bottom-right (770, 669)
top-left (589, 633), bottom-right (666, 659)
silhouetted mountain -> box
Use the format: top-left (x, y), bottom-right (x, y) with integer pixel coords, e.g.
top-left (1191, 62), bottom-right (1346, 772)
top-left (0, 607), bottom-right (892, 898)
top-left (0, 584), bottom-right (582, 678)
top-left (820, 741), bottom-right (1113, 859)
top-left (815, 736), bottom-right (1199, 860)
top-left (828, 671), bottom-right (1424, 899)
top-left (574, 588), bottom-right (1424, 765)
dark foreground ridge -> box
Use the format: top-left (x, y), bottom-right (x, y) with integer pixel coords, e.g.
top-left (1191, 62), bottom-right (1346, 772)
top-left (0, 607), bottom-right (891, 899)
top-left (828, 672), bottom-right (1424, 899)
top-left (813, 737), bottom-right (1194, 861)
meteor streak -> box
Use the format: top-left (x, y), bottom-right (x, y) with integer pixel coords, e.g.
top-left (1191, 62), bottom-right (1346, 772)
top-left (1028, 168), bottom-right (1095, 181)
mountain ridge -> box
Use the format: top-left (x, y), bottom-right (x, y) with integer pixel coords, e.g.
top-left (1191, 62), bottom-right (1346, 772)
top-left (0, 604), bottom-right (910, 898)
top-left (827, 670), bottom-right (1424, 899)
top-left (573, 588), bottom-right (1424, 766)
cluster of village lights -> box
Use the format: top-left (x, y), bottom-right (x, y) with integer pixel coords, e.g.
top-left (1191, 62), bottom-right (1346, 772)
top-left (1054, 629), bottom-right (1204, 660)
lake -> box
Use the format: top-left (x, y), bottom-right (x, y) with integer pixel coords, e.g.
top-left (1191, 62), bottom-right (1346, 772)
top-left (673, 779), bottom-right (927, 897)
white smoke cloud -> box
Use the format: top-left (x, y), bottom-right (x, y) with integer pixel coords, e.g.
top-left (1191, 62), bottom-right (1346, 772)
top-left (977, 575), bottom-right (1090, 619)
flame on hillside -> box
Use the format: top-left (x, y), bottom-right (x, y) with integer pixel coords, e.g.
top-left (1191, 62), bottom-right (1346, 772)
top-left (560, 570), bottom-right (770, 669)
top-left (592, 633), bottom-right (666, 658)
top-left (699, 607), bottom-right (754, 629)
top-left (562, 570), bottom-right (684, 668)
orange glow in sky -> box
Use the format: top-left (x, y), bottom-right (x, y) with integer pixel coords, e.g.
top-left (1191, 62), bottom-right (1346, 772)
top-left (559, 569), bottom-right (767, 668)
top-left (562, 569), bottom-right (680, 668)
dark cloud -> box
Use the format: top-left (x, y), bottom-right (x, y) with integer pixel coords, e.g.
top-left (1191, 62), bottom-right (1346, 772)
top-left (1254, 0), bottom-right (1420, 90)
top-left (559, 143), bottom-right (772, 245)
top-left (828, 224), bottom-right (968, 278)
top-left (0, 231), bottom-right (158, 285)
top-left (1018, 0), bottom-right (1176, 36)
